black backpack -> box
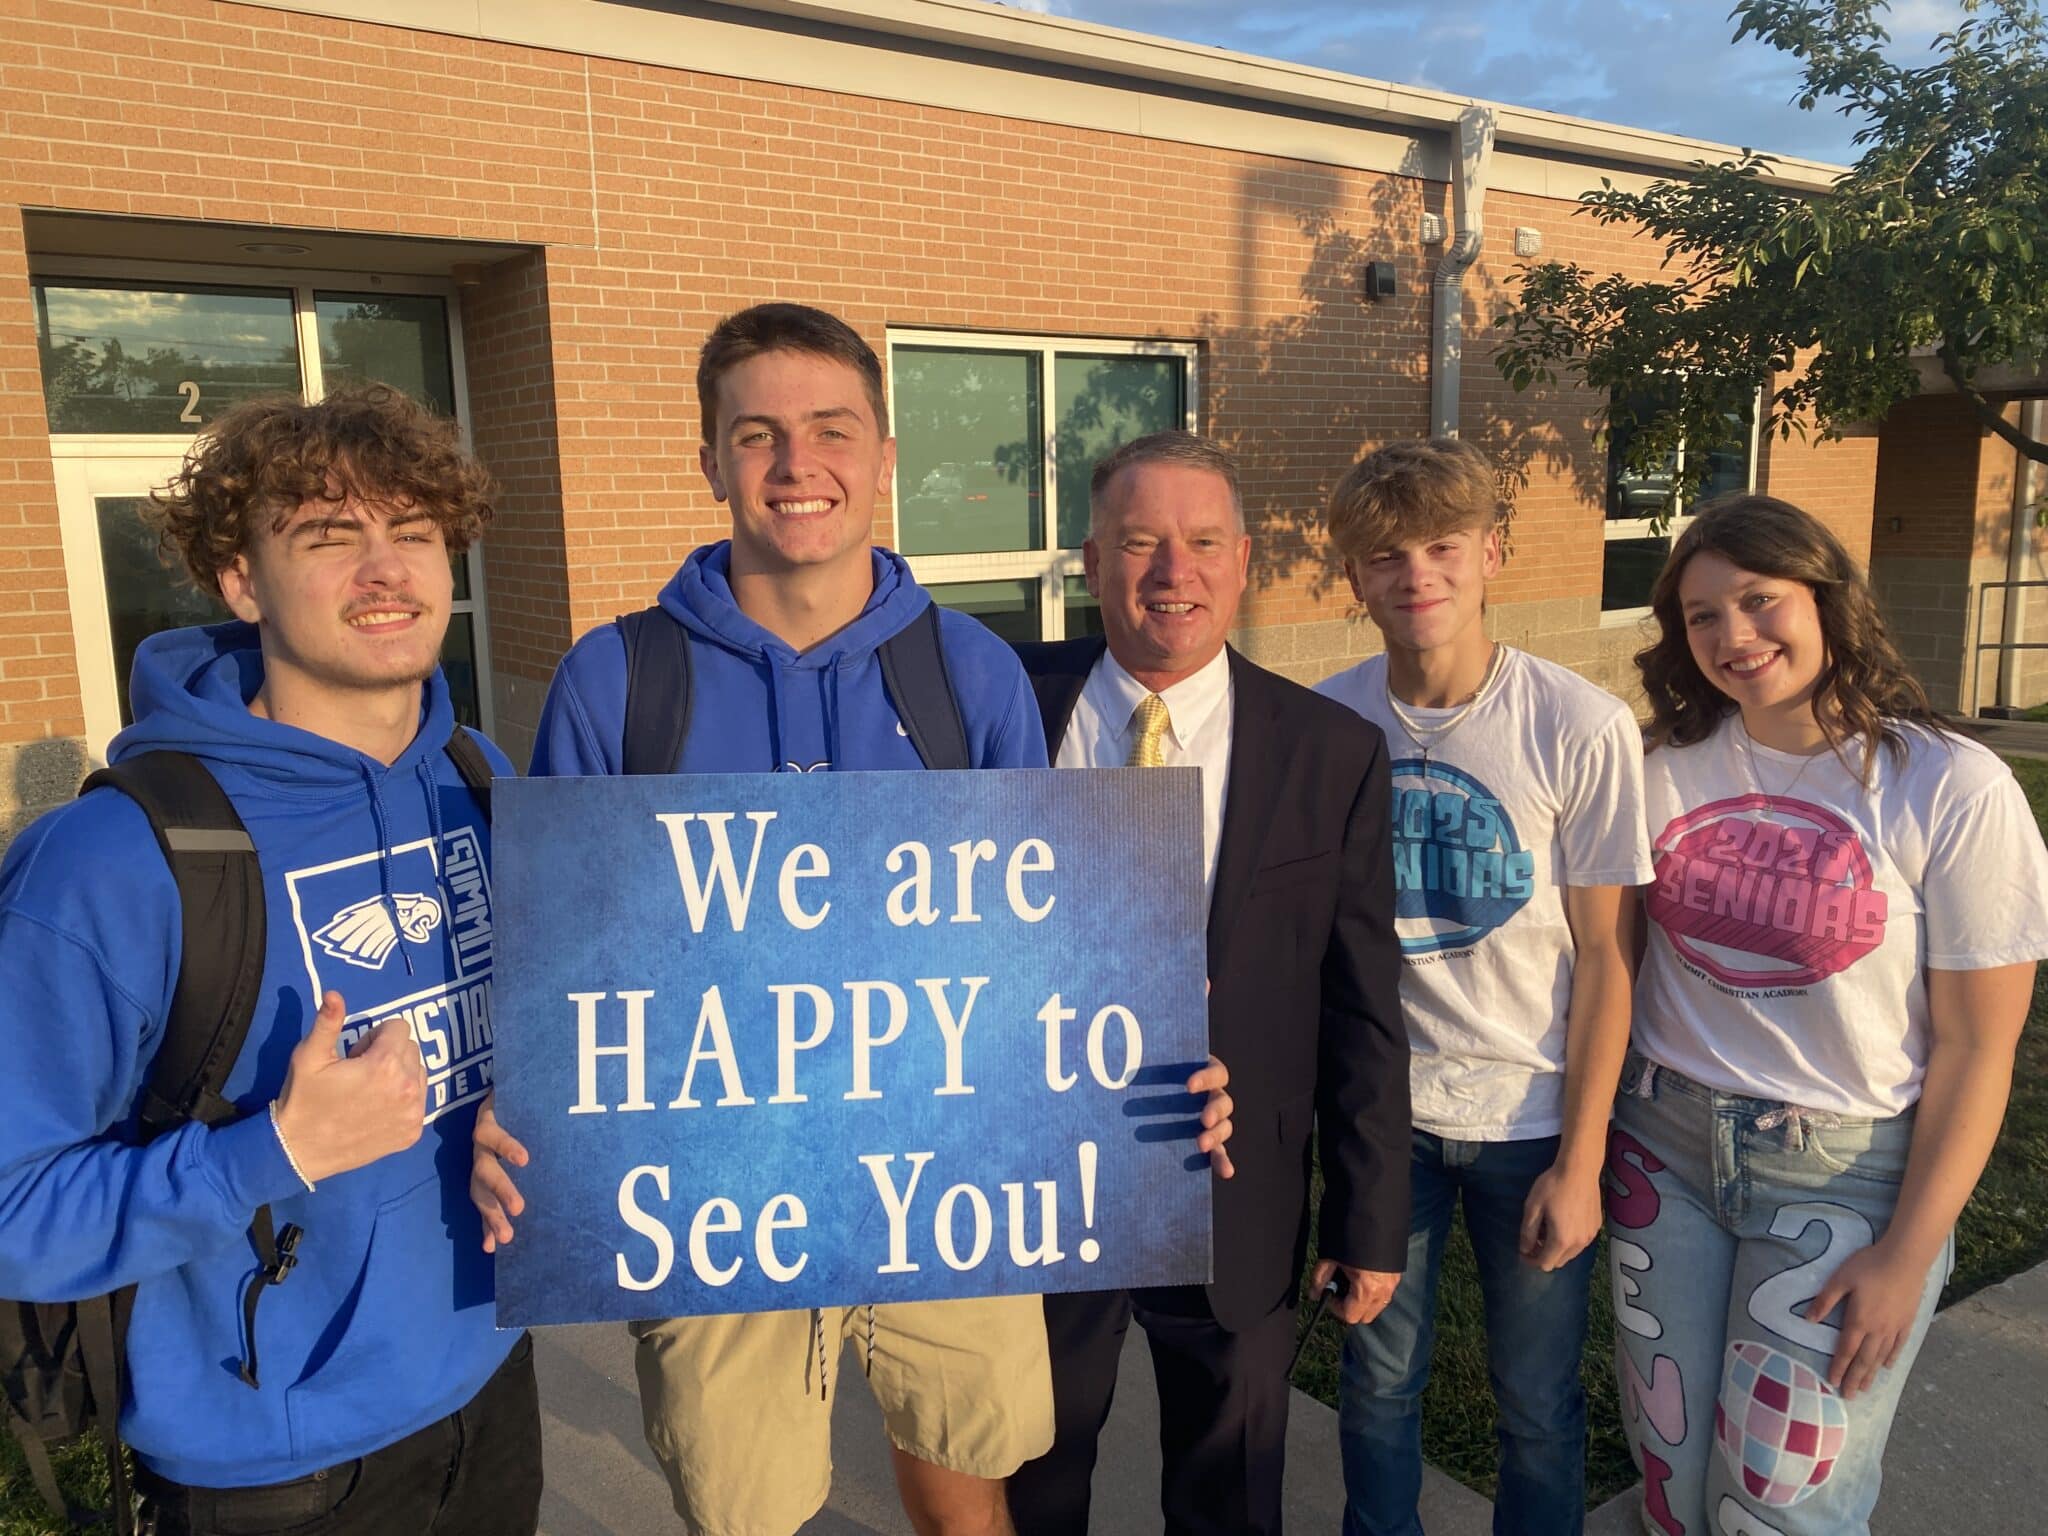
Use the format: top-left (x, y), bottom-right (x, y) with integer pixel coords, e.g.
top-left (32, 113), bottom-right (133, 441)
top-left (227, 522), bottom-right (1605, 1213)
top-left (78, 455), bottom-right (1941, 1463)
top-left (617, 601), bottom-right (971, 773)
top-left (1, 733), bottom-right (495, 1533)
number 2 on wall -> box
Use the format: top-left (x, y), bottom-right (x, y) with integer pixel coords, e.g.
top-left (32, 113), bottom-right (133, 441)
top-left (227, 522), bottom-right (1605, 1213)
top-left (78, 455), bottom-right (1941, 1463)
top-left (177, 381), bottom-right (201, 423)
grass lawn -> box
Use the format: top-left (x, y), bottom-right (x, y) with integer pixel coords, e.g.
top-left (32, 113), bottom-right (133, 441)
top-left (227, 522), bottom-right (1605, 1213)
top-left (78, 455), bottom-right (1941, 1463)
top-left (7, 762), bottom-right (2048, 1531)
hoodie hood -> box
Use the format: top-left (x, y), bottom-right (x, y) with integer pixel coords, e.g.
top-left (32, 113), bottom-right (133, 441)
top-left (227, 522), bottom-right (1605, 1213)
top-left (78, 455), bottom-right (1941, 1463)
top-left (112, 620), bottom-right (457, 795)
top-left (657, 541), bottom-right (929, 667)
top-left (652, 542), bottom-right (933, 773)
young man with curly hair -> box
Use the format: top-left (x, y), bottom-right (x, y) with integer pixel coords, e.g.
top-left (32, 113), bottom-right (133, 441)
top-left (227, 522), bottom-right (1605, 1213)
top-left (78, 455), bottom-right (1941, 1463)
top-left (0, 384), bottom-right (541, 1535)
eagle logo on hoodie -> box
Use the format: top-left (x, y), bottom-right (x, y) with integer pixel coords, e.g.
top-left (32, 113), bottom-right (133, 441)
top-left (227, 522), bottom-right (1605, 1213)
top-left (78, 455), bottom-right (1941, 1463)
top-left (312, 893), bottom-right (444, 969)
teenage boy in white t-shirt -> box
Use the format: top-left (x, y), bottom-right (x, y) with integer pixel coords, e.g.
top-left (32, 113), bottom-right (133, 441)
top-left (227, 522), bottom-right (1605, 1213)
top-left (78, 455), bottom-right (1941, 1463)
top-left (1315, 437), bottom-right (1653, 1536)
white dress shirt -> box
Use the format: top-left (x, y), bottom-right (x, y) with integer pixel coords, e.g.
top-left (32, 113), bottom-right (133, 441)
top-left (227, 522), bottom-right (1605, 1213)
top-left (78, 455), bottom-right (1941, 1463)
top-left (1055, 646), bottom-right (1234, 913)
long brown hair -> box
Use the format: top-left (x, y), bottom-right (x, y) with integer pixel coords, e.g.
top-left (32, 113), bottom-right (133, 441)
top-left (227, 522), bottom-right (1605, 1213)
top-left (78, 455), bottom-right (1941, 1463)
top-left (1637, 494), bottom-right (1948, 770)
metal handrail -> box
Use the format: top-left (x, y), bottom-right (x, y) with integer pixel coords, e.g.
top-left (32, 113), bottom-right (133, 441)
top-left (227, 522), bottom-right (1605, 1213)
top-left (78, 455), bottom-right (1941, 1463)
top-left (1968, 579), bottom-right (2048, 714)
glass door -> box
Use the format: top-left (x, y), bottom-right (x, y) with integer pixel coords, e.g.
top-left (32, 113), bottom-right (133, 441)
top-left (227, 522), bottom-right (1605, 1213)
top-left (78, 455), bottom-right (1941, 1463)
top-left (33, 268), bottom-right (491, 759)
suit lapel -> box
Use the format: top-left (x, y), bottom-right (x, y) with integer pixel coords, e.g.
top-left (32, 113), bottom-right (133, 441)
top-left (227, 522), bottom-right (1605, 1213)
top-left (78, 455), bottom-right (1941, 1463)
top-left (1018, 637), bottom-right (1103, 760)
top-left (1205, 648), bottom-right (1290, 967)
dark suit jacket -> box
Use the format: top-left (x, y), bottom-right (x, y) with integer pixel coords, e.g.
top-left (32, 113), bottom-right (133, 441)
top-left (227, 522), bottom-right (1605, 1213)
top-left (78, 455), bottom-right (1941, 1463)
top-left (1015, 637), bottom-right (1410, 1332)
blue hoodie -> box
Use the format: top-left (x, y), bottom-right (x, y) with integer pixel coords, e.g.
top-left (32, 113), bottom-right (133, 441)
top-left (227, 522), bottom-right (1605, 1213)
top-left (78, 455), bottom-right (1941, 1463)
top-left (0, 623), bottom-right (516, 1487)
top-left (534, 543), bottom-right (1047, 775)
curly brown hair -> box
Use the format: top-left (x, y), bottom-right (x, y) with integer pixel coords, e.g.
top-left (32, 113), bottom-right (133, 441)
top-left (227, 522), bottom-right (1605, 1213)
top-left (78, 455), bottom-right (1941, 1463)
top-left (1637, 493), bottom-right (1948, 772)
top-left (148, 382), bottom-right (495, 599)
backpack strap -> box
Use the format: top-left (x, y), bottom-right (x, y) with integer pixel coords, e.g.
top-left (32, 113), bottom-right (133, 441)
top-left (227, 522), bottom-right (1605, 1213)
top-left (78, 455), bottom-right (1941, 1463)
top-left (442, 728), bottom-right (496, 818)
top-left (80, 754), bottom-right (294, 1397)
top-left (879, 603), bottom-right (971, 771)
top-left (77, 1291), bottom-right (133, 1536)
top-left (618, 607), bottom-right (693, 776)
top-left (81, 754), bottom-right (265, 1138)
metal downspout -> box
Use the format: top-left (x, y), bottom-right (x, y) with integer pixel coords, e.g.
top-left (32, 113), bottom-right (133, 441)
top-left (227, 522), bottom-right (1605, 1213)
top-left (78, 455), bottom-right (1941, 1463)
top-left (1431, 104), bottom-right (1497, 439)
top-left (1995, 398), bottom-right (2046, 709)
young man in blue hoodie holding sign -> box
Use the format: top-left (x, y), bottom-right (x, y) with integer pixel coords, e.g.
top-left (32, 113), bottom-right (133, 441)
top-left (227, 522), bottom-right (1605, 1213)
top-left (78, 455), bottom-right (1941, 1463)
top-left (473, 303), bottom-right (1233, 1536)
top-left (0, 385), bottom-right (537, 1534)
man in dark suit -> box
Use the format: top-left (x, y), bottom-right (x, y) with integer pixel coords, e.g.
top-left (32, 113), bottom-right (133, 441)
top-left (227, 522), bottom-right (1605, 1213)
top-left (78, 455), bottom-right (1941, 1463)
top-left (1004, 431), bottom-right (1410, 1536)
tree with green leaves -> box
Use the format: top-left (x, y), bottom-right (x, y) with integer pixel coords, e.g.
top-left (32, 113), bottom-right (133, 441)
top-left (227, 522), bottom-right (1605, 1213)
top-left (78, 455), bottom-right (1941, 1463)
top-left (1494, 0), bottom-right (2048, 513)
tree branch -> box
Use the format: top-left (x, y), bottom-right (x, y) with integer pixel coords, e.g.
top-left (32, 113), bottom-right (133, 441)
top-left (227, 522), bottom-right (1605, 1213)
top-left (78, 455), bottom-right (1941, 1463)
top-left (1937, 344), bottom-right (2048, 467)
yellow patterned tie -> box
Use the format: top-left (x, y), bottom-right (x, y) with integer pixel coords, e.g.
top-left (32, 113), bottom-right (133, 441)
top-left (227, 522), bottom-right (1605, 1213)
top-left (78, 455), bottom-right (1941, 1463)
top-left (1127, 693), bottom-right (1172, 768)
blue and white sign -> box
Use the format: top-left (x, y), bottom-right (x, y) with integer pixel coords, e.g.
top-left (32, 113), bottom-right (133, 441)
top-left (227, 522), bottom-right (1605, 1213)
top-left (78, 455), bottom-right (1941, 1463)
top-left (490, 769), bottom-right (1211, 1327)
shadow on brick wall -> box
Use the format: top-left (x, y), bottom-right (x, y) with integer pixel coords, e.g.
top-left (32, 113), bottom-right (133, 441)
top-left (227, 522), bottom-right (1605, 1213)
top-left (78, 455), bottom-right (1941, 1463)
top-left (1188, 158), bottom-right (1605, 602)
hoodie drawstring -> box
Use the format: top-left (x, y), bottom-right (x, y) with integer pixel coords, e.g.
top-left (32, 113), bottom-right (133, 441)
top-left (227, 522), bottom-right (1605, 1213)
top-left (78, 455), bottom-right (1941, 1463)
top-left (419, 758), bottom-right (451, 910)
top-left (765, 658), bottom-right (788, 772)
top-left (359, 760), bottom-right (414, 977)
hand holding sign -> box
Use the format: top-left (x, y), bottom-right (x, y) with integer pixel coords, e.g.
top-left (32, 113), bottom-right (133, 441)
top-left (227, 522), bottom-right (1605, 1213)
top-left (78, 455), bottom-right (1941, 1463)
top-left (273, 990), bottom-right (427, 1185)
top-left (471, 1090), bottom-right (528, 1252)
top-left (1188, 1055), bottom-right (1235, 1180)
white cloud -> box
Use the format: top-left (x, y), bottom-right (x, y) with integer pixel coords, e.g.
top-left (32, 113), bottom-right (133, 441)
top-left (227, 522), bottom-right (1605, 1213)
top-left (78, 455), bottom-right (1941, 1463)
top-left (1035, 0), bottom-right (1974, 163)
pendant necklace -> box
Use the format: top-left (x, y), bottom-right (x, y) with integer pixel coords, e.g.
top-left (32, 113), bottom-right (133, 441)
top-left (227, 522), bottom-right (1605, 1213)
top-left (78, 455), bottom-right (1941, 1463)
top-left (1739, 719), bottom-right (1826, 823)
top-left (1385, 643), bottom-right (1508, 778)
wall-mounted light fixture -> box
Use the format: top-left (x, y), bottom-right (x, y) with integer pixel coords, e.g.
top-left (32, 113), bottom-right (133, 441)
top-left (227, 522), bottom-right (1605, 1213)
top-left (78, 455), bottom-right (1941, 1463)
top-left (1359, 260), bottom-right (1397, 301)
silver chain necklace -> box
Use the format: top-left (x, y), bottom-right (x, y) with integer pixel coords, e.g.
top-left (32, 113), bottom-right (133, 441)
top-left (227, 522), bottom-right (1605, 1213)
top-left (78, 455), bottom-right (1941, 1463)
top-left (1738, 721), bottom-right (1826, 821)
top-left (1385, 643), bottom-right (1507, 774)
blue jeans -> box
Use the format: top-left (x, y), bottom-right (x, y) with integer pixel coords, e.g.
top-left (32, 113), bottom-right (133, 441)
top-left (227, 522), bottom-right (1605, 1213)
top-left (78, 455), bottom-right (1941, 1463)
top-left (1607, 1054), bottom-right (1949, 1536)
top-left (1339, 1130), bottom-right (1596, 1536)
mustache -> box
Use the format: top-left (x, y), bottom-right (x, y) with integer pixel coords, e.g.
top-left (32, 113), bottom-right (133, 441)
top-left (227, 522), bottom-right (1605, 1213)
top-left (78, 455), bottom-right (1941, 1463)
top-left (340, 594), bottom-right (427, 620)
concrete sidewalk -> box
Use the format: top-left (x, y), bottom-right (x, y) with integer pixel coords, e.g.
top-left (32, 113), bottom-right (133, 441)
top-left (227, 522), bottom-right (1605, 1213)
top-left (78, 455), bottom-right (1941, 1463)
top-left (533, 1321), bottom-right (1492, 1535)
top-left (539, 1259), bottom-right (2048, 1531)
top-left (1587, 1259), bottom-right (2048, 1536)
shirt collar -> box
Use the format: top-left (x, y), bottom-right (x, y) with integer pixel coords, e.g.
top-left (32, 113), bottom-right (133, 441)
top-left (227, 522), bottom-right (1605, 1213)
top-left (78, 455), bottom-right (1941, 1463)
top-left (1086, 645), bottom-right (1231, 752)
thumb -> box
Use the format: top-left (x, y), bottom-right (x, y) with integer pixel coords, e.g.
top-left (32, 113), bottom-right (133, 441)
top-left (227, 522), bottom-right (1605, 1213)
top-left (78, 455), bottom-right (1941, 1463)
top-left (301, 991), bottom-right (348, 1060)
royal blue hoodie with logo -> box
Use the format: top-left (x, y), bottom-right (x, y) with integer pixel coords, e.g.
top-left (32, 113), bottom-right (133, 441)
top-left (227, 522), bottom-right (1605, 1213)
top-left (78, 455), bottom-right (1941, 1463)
top-left (0, 622), bottom-right (516, 1487)
top-left (534, 542), bottom-right (1047, 775)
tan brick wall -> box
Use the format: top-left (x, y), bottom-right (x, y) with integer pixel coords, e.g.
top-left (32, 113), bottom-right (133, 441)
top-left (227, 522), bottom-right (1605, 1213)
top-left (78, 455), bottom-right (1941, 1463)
top-left (0, 211), bottom-right (81, 745)
top-left (459, 248), bottom-right (572, 765)
top-left (0, 0), bottom-right (1886, 750)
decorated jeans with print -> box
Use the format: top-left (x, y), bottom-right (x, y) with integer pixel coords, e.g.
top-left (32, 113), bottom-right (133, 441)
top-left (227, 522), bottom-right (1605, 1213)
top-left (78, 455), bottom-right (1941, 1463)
top-left (1604, 1054), bottom-right (1949, 1536)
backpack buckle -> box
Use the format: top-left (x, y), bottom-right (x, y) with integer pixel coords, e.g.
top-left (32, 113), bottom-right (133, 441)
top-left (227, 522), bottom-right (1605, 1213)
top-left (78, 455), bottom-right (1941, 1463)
top-left (265, 1223), bottom-right (303, 1284)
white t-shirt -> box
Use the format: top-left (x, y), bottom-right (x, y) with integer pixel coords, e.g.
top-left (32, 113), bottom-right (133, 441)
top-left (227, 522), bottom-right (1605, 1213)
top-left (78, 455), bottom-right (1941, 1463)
top-left (1317, 647), bottom-right (1654, 1139)
top-left (1636, 716), bottom-right (2048, 1117)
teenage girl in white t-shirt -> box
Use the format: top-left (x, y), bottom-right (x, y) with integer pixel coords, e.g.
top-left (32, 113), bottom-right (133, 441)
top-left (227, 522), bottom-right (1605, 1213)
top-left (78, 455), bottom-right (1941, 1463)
top-left (1612, 494), bottom-right (2048, 1536)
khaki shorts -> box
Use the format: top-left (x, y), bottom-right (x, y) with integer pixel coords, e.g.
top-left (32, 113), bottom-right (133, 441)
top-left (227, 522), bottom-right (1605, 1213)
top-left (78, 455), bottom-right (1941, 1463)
top-left (630, 1296), bottom-right (1053, 1536)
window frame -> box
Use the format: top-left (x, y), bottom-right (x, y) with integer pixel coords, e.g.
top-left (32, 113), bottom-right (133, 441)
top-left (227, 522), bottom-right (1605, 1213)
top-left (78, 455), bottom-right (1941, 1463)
top-left (1600, 386), bottom-right (1762, 625)
top-left (28, 256), bottom-right (493, 742)
top-left (884, 329), bottom-right (1199, 642)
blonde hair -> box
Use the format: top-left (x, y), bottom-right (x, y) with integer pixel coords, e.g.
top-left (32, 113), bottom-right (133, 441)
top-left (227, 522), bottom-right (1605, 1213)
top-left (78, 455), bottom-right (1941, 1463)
top-left (1324, 437), bottom-right (1504, 563)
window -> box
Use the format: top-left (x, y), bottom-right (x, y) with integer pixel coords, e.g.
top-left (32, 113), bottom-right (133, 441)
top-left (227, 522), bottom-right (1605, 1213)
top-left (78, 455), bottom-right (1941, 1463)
top-left (887, 331), bottom-right (1197, 640)
top-left (1602, 384), bottom-right (1757, 615)
top-left (33, 266), bottom-right (491, 755)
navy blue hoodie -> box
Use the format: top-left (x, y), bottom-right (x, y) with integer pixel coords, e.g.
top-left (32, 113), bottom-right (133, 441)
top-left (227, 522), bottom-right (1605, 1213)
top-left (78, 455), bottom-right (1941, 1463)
top-left (0, 623), bottom-right (515, 1486)
top-left (534, 542), bottom-right (1046, 775)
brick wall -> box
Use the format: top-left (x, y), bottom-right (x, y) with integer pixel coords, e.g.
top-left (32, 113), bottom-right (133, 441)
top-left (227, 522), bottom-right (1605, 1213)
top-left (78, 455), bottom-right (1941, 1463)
top-left (459, 248), bottom-right (571, 764)
top-left (0, 0), bottom-right (1889, 762)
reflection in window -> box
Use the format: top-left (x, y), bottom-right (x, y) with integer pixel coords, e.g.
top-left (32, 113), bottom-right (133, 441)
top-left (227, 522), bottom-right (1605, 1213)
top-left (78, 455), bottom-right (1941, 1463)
top-left (35, 283), bottom-right (300, 434)
top-left (1054, 355), bottom-right (1185, 549)
top-left (891, 348), bottom-right (1043, 556)
top-left (1602, 382), bottom-right (1755, 612)
top-left (316, 293), bottom-right (456, 416)
top-left (927, 579), bottom-right (1041, 645)
top-left (441, 612), bottom-right (482, 728)
top-left (95, 497), bottom-right (224, 723)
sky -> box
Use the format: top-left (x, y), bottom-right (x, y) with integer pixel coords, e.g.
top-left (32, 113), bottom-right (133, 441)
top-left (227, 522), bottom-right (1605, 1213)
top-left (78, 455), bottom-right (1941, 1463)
top-left (997, 0), bottom-right (1970, 165)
